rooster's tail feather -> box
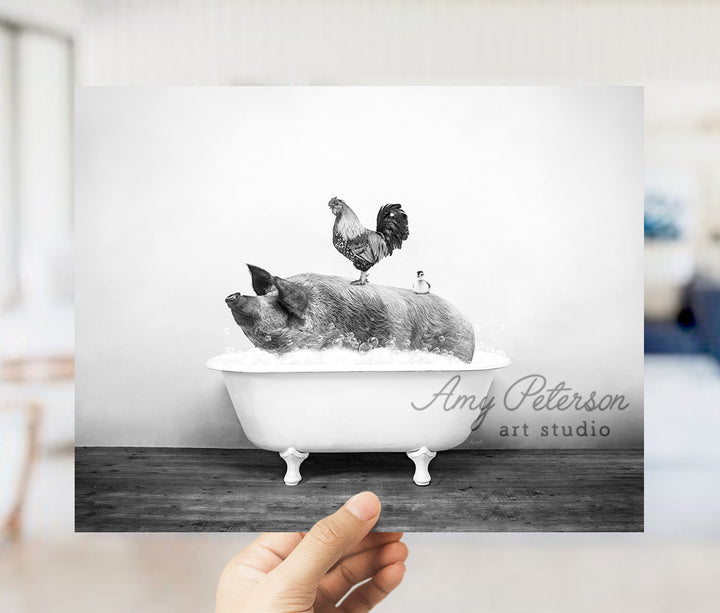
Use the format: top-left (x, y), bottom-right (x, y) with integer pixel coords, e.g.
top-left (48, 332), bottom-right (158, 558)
top-left (376, 203), bottom-right (409, 254)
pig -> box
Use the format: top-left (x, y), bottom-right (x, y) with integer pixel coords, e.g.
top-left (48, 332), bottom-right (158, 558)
top-left (225, 265), bottom-right (476, 362)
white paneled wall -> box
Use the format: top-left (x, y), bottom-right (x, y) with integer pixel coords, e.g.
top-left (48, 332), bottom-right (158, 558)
top-left (0, 25), bottom-right (16, 305)
top-left (15, 31), bottom-right (73, 305)
top-left (77, 0), bottom-right (720, 86)
top-left (16, 32), bottom-right (72, 242)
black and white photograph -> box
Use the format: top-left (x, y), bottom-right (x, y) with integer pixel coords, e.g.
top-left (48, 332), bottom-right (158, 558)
top-left (74, 86), bottom-right (643, 532)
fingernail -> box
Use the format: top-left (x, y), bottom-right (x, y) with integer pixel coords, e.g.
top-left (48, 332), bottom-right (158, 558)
top-left (345, 491), bottom-right (379, 521)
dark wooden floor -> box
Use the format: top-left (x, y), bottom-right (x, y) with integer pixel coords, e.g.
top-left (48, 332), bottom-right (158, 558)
top-left (75, 447), bottom-right (643, 532)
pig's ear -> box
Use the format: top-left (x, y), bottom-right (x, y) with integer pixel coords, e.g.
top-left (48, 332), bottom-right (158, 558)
top-left (273, 277), bottom-right (309, 319)
top-left (247, 264), bottom-right (274, 296)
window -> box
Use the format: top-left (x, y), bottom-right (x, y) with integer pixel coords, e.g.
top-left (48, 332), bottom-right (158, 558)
top-left (0, 18), bottom-right (73, 310)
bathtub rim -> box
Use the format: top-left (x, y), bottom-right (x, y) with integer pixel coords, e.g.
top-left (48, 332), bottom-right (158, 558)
top-left (206, 351), bottom-right (511, 374)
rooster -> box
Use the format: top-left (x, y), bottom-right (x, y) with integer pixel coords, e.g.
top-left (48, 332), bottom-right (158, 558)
top-left (328, 196), bottom-right (410, 285)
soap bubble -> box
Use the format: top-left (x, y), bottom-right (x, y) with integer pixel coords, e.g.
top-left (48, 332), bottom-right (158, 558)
top-left (264, 335), bottom-right (272, 342)
top-left (207, 324), bottom-right (510, 371)
top-left (438, 335), bottom-right (446, 343)
top-left (207, 344), bottom-right (508, 369)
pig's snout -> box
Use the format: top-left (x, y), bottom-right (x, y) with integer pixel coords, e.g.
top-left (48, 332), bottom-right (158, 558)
top-left (225, 293), bottom-right (260, 322)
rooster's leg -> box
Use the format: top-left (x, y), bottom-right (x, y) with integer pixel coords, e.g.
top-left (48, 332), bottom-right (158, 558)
top-left (351, 270), bottom-right (369, 285)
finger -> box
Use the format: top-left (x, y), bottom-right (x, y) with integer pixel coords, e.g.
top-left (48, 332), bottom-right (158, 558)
top-left (268, 492), bottom-right (381, 589)
top-left (341, 532), bottom-right (404, 560)
top-left (319, 541), bottom-right (408, 605)
top-left (253, 532), bottom-right (305, 562)
top-left (340, 562), bottom-right (406, 613)
top-left (309, 531), bottom-right (404, 569)
top-left (223, 532), bottom-right (304, 583)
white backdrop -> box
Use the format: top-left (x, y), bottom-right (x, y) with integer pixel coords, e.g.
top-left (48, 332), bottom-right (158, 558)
top-left (76, 87), bottom-right (643, 448)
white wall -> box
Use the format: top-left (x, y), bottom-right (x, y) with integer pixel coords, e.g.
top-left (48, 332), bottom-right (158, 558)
top-left (0, 25), bottom-right (14, 305)
top-left (75, 87), bottom-right (643, 448)
top-left (76, 0), bottom-right (720, 86)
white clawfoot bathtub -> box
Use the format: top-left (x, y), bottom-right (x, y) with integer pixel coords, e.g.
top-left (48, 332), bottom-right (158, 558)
top-left (208, 354), bottom-right (510, 485)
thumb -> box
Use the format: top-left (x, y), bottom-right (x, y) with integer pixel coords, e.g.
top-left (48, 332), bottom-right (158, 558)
top-left (268, 492), bottom-right (381, 590)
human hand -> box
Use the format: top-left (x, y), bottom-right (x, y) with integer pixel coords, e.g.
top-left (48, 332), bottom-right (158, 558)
top-left (216, 491), bottom-right (407, 612)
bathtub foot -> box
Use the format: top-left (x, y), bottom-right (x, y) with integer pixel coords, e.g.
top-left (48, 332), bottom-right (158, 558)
top-left (406, 447), bottom-right (437, 486)
top-left (280, 447), bottom-right (309, 486)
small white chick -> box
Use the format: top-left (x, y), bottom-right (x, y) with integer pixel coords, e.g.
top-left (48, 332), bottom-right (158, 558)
top-left (413, 270), bottom-right (431, 294)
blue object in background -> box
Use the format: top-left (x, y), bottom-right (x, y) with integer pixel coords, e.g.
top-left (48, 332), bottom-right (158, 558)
top-left (690, 276), bottom-right (720, 362)
top-left (645, 277), bottom-right (720, 363)
top-left (645, 320), bottom-right (704, 354)
top-left (644, 191), bottom-right (683, 240)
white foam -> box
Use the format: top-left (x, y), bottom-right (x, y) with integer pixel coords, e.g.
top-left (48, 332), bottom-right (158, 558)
top-left (208, 322), bottom-right (510, 372)
top-left (207, 344), bottom-right (509, 372)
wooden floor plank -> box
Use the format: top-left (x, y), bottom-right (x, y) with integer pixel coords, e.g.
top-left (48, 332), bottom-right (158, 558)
top-left (75, 448), bottom-right (643, 532)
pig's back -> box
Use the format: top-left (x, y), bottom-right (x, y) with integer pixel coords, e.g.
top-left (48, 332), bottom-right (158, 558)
top-left (290, 273), bottom-right (475, 362)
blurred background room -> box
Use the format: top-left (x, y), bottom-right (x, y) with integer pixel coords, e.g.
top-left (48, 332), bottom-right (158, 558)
top-left (1, 1), bottom-right (720, 612)
top-left (644, 86), bottom-right (720, 536)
